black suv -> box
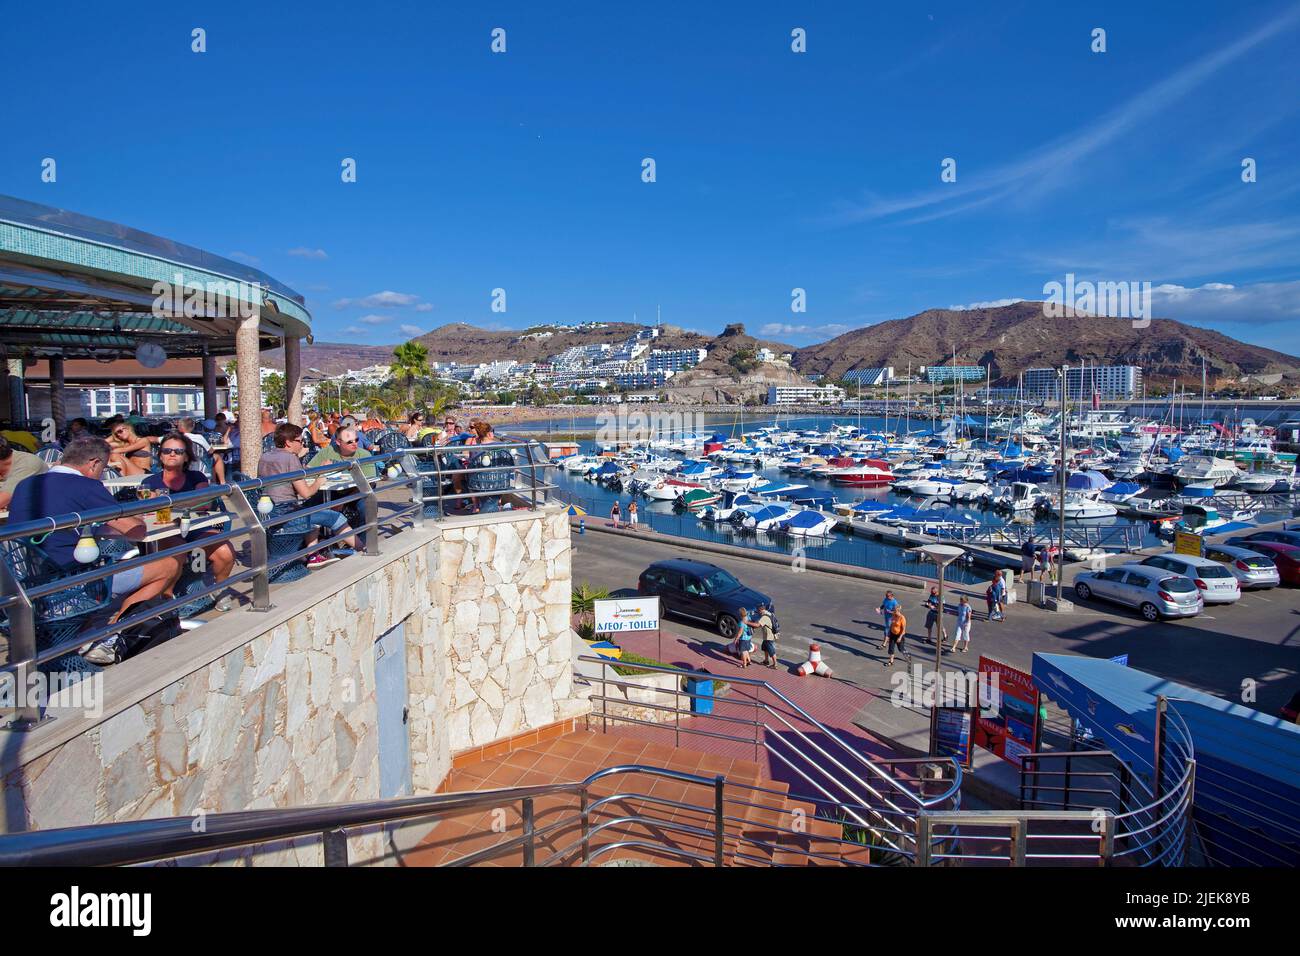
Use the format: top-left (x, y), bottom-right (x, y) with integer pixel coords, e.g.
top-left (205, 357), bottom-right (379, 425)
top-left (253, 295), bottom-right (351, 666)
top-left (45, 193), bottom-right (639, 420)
top-left (637, 558), bottom-right (776, 639)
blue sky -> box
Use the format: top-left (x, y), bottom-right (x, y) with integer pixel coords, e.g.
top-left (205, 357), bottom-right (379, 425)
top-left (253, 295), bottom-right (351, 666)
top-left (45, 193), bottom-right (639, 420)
top-left (4, 0), bottom-right (1299, 351)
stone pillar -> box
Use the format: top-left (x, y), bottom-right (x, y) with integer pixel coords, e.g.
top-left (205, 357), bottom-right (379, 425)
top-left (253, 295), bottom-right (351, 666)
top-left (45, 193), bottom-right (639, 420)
top-left (49, 355), bottom-right (66, 434)
top-left (7, 358), bottom-right (25, 424)
top-left (284, 335), bottom-right (303, 425)
top-left (202, 352), bottom-right (218, 421)
top-left (236, 311), bottom-right (263, 476)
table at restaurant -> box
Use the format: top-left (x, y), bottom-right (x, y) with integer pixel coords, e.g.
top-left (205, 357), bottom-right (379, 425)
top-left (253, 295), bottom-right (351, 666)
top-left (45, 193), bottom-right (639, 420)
top-left (138, 511), bottom-right (231, 551)
top-left (103, 473), bottom-right (148, 491)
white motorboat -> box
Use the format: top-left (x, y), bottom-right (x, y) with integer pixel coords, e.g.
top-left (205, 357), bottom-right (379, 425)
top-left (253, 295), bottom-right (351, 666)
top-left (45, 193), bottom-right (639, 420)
top-left (1047, 494), bottom-right (1118, 519)
top-left (1171, 455), bottom-right (1241, 488)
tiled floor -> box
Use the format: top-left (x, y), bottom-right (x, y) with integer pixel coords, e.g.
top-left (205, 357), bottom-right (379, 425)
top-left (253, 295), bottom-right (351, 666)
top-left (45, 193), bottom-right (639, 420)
top-left (401, 729), bottom-right (807, 867)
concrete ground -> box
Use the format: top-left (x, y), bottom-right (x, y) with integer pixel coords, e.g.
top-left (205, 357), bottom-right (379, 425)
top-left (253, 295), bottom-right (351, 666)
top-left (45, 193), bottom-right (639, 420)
top-left (572, 523), bottom-right (1300, 799)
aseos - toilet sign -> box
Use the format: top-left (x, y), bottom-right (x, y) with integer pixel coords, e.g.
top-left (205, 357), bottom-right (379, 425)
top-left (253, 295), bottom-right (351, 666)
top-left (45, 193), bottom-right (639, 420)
top-left (594, 597), bottom-right (661, 634)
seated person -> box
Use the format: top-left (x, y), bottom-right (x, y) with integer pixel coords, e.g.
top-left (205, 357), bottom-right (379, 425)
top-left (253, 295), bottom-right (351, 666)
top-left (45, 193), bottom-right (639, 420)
top-left (142, 433), bottom-right (237, 603)
top-left (175, 416), bottom-right (223, 483)
top-left (260, 423), bottom-right (357, 567)
top-left (6, 436), bottom-right (183, 627)
top-left (65, 418), bottom-right (91, 443)
top-left (107, 422), bottom-right (158, 476)
top-left (0, 428), bottom-right (39, 454)
top-left (308, 425), bottom-right (380, 479)
top-left (0, 435), bottom-right (48, 511)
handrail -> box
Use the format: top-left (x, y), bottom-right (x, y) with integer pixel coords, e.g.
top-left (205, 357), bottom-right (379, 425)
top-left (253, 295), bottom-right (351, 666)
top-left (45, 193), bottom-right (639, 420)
top-left (0, 438), bottom-right (557, 727)
top-left (0, 762), bottom-right (722, 868)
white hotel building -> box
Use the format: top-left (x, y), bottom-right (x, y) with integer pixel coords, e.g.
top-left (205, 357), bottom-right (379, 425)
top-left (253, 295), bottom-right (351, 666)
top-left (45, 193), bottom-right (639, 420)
top-left (766, 384), bottom-right (846, 405)
top-left (1023, 365), bottom-right (1142, 400)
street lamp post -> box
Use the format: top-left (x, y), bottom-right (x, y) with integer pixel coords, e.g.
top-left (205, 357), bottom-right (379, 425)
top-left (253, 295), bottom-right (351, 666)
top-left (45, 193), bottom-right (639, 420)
top-left (1058, 365), bottom-right (1068, 600)
top-left (920, 543), bottom-right (965, 753)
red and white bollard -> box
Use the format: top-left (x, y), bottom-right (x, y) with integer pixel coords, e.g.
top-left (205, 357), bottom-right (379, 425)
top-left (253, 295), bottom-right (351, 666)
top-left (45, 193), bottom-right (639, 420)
top-left (797, 642), bottom-right (833, 678)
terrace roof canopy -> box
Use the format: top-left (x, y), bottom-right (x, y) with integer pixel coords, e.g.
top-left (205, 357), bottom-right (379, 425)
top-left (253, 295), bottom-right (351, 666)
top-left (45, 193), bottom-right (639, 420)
top-left (0, 193), bottom-right (311, 361)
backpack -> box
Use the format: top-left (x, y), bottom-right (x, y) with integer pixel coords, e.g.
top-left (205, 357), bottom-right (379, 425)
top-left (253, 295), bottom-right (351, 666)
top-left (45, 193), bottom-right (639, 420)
top-left (889, 611), bottom-right (906, 636)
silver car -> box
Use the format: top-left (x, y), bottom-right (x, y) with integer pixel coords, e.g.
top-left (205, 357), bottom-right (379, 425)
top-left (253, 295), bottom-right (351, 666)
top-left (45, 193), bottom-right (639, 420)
top-left (1136, 554), bottom-right (1242, 605)
top-left (1073, 565), bottom-right (1203, 621)
top-left (1201, 544), bottom-right (1280, 589)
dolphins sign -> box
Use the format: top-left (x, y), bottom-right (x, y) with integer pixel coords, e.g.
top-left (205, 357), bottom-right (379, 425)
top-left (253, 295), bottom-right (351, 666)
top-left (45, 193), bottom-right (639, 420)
top-left (594, 598), bottom-right (661, 635)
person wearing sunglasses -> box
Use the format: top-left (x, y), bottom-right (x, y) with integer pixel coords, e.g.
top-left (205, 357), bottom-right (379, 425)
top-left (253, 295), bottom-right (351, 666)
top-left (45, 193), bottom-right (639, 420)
top-left (401, 412), bottom-right (425, 441)
top-left (141, 433), bottom-right (237, 599)
top-left (107, 422), bottom-right (159, 476)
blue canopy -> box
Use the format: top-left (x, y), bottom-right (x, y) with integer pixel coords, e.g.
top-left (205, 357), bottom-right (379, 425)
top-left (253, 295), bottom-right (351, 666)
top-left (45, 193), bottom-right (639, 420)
top-left (1032, 653), bottom-right (1300, 866)
top-left (786, 490), bottom-right (837, 507)
top-left (852, 499), bottom-right (893, 512)
top-left (595, 461), bottom-right (622, 475)
top-left (781, 510), bottom-right (832, 531)
top-left (813, 443), bottom-right (843, 457)
top-left (1163, 447), bottom-right (1185, 462)
top-left (747, 505), bottom-right (789, 524)
top-left (1181, 484), bottom-right (1216, 498)
top-left (1067, 470), bottom-right (1111, 491)
top-left (1103, 481), bottom-right (1142, 495)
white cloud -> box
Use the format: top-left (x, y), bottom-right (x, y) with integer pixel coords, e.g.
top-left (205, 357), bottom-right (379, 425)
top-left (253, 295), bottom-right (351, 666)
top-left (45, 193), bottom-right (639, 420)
top-left (760, 323), bottom-right (851, 339)
top-left (359, 314), bottom-right (391, 325)
top-left (333, 291), bottom-right (421, 309)
top-left (400, 324), bottom-right (424, 337)
top-left (949, 298), bottom-right (1027, 311)
top-left (287, 247), bottom-right (328, 260)
top-left (344, 325), bottom-right (365, 334)
top-left (825, 5), bottom-right (1300, 226)
top-left (1149, 280), bottom-right (1300, 326)
top-left (414, 303), bottom-right (434, 313)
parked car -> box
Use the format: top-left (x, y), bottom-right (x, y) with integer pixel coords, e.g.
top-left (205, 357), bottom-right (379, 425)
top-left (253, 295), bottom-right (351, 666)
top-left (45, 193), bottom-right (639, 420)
top-left (1072, 565), bottom-right (1203, 621)
top-left (1232, 529), bottom-right (1300, 549)
top-left (1202, 544), bottom-right (1281, 590)
top-left (1223, 538), bottom-right (1300, 586)
top-left (1280, 689), bottom-right (1300, 724)
top-left (1135, 554), bottom-right (1242, 605)
top-left (637, 558), bottom-right (775, 638)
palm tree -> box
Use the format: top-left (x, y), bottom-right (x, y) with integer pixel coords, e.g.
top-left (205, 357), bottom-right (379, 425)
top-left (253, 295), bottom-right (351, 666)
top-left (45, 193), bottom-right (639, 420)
top-left (571, 581), bottom-right (609, 640)
top-left (390, 340), bottom-right (431, 404)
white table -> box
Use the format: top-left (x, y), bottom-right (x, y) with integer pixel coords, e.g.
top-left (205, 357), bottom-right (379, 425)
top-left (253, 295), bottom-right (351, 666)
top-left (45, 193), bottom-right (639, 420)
top-left (140, 512), bottom-right (230, 546)
top-left (103, 473), bottom-right (148, 490)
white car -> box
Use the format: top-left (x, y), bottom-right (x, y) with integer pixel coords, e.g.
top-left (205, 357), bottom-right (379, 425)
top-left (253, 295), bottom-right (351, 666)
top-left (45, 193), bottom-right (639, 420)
top-left (1202, 544), bottom-right (1281, 590)
top-left (1073, 566), bottom-right (1203, 621)
top-left (1134, 554), bottom-right (1242, 605)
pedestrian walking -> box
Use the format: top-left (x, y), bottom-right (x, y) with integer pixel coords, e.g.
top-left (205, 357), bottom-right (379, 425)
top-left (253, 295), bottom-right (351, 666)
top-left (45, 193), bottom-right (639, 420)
top-left (735, 607), bottom-right (753, 667)
top-left (876, 590), bottom-right (900, 649)
top-left (990, 570), bottom-right (1007, 621)
top-left (924, 586), bottom-right (948, 648)
top-left (610, 500), bottom-right (620, 528)
top-left (953, 596), bottom-right (973, 652)
top-left (627, 500), bottom-right (638, 529)
top-left (884, 608), bottom-right (909, 666)
top-left (750, 605), bottom-right (777, 669)
top-left (1020, 535), bottom-right (1036, 578)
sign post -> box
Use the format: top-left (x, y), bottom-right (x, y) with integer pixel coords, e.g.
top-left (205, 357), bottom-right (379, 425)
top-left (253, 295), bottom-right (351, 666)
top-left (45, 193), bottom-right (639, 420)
top-left (974, 656), bottom-right (1041, 768)
top-left (594, 597), bottom-right (663, 660)
top-left (1174, 530), bottom-right (1204, 558)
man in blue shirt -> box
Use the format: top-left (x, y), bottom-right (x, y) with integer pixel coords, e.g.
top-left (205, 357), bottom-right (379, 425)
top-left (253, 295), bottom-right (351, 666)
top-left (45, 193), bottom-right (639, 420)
top-left (876, 590), bottom-right (900, 649)
top-left (7, 436), bottom-right (183, 627)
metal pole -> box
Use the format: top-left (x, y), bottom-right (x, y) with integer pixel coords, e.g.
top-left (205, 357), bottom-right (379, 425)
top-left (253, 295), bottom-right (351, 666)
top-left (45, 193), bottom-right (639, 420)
top-left (1058, 365), bottom-right (1068, 598)
top-left (522, 797), bottom-right (536, 866)
top-left (228, 484), bottom-right (272, 611)
top-left (322, 828), bottom-right (349, 866)
top-left (713, 776), bottom-right (725, 866)
top-left (580, 789), bottom-right (591, 864)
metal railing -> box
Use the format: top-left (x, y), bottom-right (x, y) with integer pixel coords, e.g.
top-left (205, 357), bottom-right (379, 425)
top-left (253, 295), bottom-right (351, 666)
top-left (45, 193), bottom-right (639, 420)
top-left (580, 654), bottom-right (962, 862)
top-left (0, 438), bottom-right (556, 728)
top-left (0, 758), bottom-right (920, 868)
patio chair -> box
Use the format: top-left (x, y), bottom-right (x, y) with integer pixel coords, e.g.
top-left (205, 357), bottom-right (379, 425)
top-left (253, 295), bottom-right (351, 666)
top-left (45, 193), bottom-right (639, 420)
top-left (263, 502), bottom-right (311, 583)
top-left (0, 537), bottom-right (113, 677)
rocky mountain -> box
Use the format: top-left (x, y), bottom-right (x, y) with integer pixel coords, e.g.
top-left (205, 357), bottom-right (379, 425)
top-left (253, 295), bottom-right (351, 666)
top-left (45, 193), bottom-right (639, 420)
top-left (664, 323), bottom-right (813, 404)
top-left (266, 322), bottom-right (796, 379)
top-left (792, 302), bottom-right (1300, 386)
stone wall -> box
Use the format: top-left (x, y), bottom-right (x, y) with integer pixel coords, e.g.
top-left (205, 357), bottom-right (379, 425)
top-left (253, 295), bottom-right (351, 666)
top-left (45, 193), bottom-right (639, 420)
top-left (592, 669), bottom-right (681, 727)
top-left (0, 505), bottom-right (588, 863)
top-left (433, 508), bottom-right (589, 757)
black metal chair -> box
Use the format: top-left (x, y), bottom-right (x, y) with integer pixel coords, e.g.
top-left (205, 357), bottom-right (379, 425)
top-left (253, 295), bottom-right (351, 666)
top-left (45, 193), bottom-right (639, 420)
top-left (0, 537), bottom-right (114, 676)
top-left (263, 502), bottom-right (311, 583)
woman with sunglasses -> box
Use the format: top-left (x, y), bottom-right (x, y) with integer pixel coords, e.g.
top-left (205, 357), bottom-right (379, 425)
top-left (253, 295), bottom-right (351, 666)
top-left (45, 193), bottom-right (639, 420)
top-left (401, 412), bottom-right (425, 441)
top-left (107, 422), bottom-right (158, 476)
top-left (141, 433), bottom-right (237, 600)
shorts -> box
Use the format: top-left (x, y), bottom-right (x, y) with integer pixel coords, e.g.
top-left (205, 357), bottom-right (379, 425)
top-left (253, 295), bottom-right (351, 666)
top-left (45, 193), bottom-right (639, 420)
top-left (1021, 555), bottom-right (1034, 573)
top-left (111, 564), bottom-right (144, 597)
top-left (761, 640), bottom-right (776, 656)
top-left (925, 610), bottom-right (938, 629)
top-left (738, 639), bottom-right (753, 653)
top-left (887, 633), bottom-right (906, 653)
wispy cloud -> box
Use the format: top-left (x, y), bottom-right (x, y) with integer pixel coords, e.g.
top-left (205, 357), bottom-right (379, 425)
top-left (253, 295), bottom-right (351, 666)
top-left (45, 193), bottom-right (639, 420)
top-left (949, 298), bottom-right (1027, 311)
top-left (760, 322), bottom-right (851, 339)
top-left (400, 324), bottom-right (424, 337)
top-left (824, 5), bottom-right (1300, 227)
top-left (333, 291), bottom-right (422, 309)
top-left (288, 247), bottom-right (328, 260)
top-left (414, 303), bottom-right (434, 313)
top-left (358, 314), bottom-right (390, 325)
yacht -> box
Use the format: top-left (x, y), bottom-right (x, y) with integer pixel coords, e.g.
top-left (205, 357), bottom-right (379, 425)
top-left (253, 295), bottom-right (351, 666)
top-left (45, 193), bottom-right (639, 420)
top-left (1171, 455), bottom-right (1241, 488)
